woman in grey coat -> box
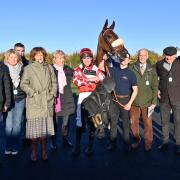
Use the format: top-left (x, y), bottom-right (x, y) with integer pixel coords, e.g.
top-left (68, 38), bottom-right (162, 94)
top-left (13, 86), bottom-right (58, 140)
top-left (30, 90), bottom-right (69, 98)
top-left (20, 47), bottom-right (57, 161)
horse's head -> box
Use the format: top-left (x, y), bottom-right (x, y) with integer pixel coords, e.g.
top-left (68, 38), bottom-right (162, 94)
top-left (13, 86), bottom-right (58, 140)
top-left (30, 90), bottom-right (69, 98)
top-left (96, 19), bottom-right (130, 66)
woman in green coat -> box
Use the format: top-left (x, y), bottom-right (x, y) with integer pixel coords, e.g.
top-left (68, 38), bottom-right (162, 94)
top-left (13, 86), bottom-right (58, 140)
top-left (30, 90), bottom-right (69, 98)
top-left (20, 47), bottom-right (57, 161)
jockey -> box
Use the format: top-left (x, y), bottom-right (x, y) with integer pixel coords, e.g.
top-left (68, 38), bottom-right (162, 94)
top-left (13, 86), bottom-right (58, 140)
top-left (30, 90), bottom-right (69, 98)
top-left (72, 48), bottom-right (105, 156)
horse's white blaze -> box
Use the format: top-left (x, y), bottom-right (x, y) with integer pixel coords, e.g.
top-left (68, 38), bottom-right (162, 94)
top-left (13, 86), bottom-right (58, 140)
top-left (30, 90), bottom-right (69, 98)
top-left (111, 38), bottom-right (124, 47)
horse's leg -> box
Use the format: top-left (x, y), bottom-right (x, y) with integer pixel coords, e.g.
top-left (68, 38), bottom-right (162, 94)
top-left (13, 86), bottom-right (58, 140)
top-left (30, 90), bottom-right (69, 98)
top-left (85, 120), bottom-right (96, 156)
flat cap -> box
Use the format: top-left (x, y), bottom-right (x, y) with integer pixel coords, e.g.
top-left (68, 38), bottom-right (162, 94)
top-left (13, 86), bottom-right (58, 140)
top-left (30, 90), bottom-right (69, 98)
top-left (163, 46), bottom-right (177, 56)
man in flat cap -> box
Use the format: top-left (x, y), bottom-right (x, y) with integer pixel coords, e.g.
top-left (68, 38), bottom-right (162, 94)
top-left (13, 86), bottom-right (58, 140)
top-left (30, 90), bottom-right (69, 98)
top-left (156, 46), bottom-right (180, 154)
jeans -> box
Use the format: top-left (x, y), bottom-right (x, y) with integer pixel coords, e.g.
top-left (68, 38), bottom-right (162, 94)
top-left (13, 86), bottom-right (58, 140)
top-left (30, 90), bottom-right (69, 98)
top-left (5, 99), bottom-right (25, 151)
top-left (160, 101), bottom-right (180, 145)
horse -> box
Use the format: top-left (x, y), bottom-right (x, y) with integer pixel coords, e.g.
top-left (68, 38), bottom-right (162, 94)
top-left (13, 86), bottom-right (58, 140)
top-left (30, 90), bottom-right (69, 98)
top-left (82, 77), bottom-right (116, 128)
top-left (81, 76), bottom-right (119, 143)
top-left (96, 19), bottom-right (130, 69)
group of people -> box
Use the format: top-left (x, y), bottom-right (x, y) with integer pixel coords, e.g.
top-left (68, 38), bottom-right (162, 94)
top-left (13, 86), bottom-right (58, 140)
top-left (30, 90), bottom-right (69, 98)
top-left (0, 44), bottom-right (75, 161)
top-left (0, 43), bottom-right (180, 163)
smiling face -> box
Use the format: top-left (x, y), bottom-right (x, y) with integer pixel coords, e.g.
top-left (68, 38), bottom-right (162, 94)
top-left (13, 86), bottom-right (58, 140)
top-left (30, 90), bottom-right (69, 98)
top-left (7, 53), bottom-right (19, 66)
top-left (138, 49), bottom-right (149, 64)
top-left (34, 51), bottom-right (44, 63)
top-left (82, 56), bottom-right (93, 67)
top-left (53, 53), bottom-right (65, 67)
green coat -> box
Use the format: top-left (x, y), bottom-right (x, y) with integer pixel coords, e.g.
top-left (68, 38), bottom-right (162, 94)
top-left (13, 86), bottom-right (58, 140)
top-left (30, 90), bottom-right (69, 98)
top-left (130, 61), bottom-right (158, 107)
top-left (20, 61), bottom-right (57, 119)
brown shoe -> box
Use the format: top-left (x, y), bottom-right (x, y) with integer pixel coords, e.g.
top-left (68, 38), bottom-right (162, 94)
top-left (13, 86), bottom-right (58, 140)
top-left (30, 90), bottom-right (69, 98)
top-left (131, 138), bottom-right (141, 149)
top-left (145, 144), bottom-right (152, 152)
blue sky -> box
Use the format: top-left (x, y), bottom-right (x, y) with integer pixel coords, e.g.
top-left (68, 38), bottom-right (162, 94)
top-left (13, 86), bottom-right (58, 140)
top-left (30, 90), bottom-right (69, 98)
top-left (0, 0), bottom-right (179, 55)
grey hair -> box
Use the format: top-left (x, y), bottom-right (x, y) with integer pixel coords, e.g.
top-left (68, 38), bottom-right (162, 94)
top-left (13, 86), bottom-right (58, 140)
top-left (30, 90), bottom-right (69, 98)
top-left (53, 50), bottom-right (65, 56)
top-left (138, 48), bottom-right (149, 55)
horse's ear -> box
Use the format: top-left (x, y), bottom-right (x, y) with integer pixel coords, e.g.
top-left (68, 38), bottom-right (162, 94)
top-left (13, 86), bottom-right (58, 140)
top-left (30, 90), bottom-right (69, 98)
top-left (103, 19), bottom-right (108, 30)
top-left (109, 21), bottom-right (115, 29)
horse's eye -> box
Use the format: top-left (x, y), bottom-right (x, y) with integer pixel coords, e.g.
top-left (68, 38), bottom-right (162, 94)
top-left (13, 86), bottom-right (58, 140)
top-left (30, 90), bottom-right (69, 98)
top-left (105, 35), bottom-right (112, 41)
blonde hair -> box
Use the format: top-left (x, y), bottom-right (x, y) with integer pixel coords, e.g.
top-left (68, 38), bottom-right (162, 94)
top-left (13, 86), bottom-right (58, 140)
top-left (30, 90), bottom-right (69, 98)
top-left (4, 49), bottom-right (22, 64)
top-left (53, 50), bottom-right (65, 56)
top-left (53, 50), bottom-right (66, 63)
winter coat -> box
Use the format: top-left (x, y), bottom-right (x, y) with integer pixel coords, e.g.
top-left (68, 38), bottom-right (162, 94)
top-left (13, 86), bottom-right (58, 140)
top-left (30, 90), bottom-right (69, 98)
top-left (156, 58), bottom-right (180, 104)
top-left (8, 65), bottom-right (26, 106)
top-left (54, 65), bottom-right (75, 117)
top-left (130, 61), bottom-right (158, 107)
top-left (73, 64), bottom-right (105, 93)
top-left (0, 62), bottom-right (11, 111)
top-left (20, 61), bottom-right (57, 119)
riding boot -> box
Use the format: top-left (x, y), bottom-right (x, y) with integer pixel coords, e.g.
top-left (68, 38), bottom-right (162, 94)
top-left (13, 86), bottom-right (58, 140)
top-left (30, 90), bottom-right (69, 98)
top-left (62, 126), bottom-right (73, 148)
top-left (107, 139), bottom-right (117, 151)
top-left (40, 137), bottom-right (48, 161)
top-left (85, 131), bottom-right (95, 156)
top-left (72, 127), bottom-right (83, 156)
top-left (31, 138), bottom-right (37, 162)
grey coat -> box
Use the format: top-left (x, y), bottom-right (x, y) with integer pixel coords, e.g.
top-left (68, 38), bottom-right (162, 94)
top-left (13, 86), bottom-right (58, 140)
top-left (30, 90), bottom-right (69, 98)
top-left (20, 61), bottom-right (57, 119)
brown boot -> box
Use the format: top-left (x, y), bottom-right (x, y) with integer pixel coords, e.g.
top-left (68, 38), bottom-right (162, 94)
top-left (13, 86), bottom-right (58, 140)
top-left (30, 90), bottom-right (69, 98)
top-left (31, 138), bottom-right (37, 162)
top-left (40, 137), bottom-right (48, 161)
top-left (145, 142), bottom-right (152, 152)
top-left (131, 137), bottom-right (141, 149)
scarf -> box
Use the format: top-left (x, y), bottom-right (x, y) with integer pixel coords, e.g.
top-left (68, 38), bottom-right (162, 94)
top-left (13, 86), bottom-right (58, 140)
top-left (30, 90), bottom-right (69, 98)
top-left (53, 64), bottom-right (67, 94)
top-left (5, 63), bottom-right (22, 88)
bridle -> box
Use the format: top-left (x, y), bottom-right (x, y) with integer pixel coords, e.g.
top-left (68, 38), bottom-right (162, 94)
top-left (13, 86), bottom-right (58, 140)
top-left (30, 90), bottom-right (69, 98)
top-left (100, 29), bottom-right (130, 60)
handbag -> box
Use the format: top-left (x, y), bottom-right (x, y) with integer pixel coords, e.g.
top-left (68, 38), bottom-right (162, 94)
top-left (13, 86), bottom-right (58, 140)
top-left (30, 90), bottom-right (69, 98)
top-left (55, 95), bottom-right (61, 113)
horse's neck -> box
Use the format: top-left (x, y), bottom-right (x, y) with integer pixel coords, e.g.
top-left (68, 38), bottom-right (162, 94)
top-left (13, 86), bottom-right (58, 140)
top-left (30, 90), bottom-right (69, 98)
top-left (96, 45), bottom-right (105, 66)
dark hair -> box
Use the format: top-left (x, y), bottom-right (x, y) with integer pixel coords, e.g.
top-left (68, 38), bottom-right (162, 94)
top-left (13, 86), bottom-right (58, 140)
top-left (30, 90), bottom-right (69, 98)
top-left (30, 47), bottom-right (47, 61)
top-left (14, 43), bottom-right (25, 49)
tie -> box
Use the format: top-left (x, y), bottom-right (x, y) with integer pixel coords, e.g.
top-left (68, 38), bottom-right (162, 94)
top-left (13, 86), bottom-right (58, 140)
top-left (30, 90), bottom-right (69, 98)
top-left (140, 65), bottom-right (145, 75)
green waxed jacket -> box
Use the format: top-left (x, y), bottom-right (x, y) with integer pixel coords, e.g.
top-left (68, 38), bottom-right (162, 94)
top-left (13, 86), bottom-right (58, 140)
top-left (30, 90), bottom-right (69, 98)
top-left (20, 61), bottom-right (57, 119)
top-left (130, 61), bottom-right (158, 107)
